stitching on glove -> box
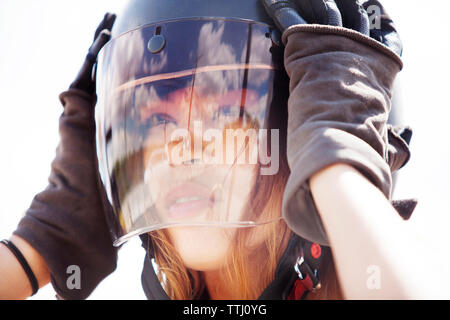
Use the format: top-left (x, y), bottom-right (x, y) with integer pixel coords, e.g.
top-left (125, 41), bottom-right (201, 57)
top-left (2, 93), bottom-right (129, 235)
top-left (282, 24), bottom-right (403, 69)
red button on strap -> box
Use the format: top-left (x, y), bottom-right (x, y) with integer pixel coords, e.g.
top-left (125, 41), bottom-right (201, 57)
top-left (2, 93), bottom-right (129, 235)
top-left (310, 243), bottom-right (321, 259)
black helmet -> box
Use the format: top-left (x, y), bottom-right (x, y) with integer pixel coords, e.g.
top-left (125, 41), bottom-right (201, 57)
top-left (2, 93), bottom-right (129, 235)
top-left (111, 0), bottom-right (274, 38)
top-left (95, 0), bottom-right (407, 246)
top-left (95, 0), bottom-right (289, 246)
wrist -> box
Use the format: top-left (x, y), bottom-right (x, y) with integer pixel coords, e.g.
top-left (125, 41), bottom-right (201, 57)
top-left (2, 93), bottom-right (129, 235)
top-left (9, 235), bottom-right (50, 293)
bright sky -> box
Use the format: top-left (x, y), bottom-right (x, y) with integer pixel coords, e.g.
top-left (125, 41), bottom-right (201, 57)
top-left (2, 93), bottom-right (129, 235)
top-left (0, 1), bottom-right (449, 300)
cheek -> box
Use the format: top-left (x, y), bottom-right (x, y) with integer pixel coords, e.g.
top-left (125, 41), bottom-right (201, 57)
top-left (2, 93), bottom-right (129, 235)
top-left (166, 226), bottom-right (236, 271)
top-left (224, 165), bottom-right (258, 220)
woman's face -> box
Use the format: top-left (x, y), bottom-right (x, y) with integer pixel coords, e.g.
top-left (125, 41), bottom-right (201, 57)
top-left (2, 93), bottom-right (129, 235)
top-left (141, 86), bottom-right (267, 271)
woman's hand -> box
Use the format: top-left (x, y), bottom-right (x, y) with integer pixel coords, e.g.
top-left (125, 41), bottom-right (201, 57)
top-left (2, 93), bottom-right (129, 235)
top-left (260, 0), bottom-right (425, 298)
top-left (261, 0), bottom-right (408, 245)
top-left (3, 13), bottom-right (118, 300)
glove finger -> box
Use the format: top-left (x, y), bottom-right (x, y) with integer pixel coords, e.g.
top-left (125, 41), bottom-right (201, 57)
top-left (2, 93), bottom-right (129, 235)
top-left (70, 14), bottom-right (115, 94)
top-left (387, 124), bottom-right (412, 172)
top-left (323, 0), bottom-right (343, 26)
top-left (89, 29), bottom-right (112, 60)
top-left (362, 0), bottom-right (403, 56)
top-left (70, 30), bottom-right (111, 92)
top-left (261, 0), bottom-right (308, 32)
top-left (294, 0), bottom-right (342, 26)
top-left (391, 199), bottom-right (418, 221)
top-left (94, 12), bottom-right (117, 41)
top-left (335, 0), bottom-right (370, 35)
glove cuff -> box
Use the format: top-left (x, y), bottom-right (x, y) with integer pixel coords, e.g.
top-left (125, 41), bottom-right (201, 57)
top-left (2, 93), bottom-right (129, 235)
top-left (282, 24), bottom-right (403, 70)
top-left (281, 23), bottom-right (403, 245)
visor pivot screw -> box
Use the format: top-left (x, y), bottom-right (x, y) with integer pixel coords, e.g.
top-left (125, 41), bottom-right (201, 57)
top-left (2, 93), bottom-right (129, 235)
top-left (270, 29), bottom-right (281, 47)
top-left (148, 34), bottom-right (166, 54)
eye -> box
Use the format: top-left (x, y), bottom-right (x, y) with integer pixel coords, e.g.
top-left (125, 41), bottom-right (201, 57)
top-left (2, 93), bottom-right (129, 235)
top-left (143, 113), bottom-right (177, 130)
top-left (212, 105), bottom-right (241, 121)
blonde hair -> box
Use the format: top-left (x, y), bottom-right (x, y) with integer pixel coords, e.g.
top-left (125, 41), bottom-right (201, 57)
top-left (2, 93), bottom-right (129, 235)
top-left (146, 97), bottom-right (343, 299)
top-left (147, 158), bottom-right (343, 300)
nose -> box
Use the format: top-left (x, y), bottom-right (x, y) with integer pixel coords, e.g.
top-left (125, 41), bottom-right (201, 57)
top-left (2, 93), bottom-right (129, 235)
top-left (164, 120), bottom-right (223, 166)
top-left (158, 122), bottom-right (203, 166)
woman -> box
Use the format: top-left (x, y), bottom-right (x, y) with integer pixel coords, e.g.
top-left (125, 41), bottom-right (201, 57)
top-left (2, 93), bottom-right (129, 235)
top-left (0, 0), bottom-right (422, 300)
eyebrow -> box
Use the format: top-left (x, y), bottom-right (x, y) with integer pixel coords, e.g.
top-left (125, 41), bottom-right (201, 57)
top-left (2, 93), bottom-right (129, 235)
top-left (113, 63), bottom-right (274, 94)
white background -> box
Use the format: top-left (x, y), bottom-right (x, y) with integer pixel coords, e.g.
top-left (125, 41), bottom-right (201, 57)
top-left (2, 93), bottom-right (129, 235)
top-left (0, 1), bottom-right (449, 299)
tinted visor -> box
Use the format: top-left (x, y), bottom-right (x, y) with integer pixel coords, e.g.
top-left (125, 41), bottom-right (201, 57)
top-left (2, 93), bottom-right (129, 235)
top-left (95, 18), bottom-right (282, 246)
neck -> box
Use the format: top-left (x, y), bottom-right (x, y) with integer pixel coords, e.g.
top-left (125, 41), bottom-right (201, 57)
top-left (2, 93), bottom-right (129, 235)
top-left (203, 269), bottom-right (235, 300)
top-left (202, 238), bottom-right (291, 299)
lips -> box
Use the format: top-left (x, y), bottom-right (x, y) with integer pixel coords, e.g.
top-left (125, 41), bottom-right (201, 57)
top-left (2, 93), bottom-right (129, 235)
top-left (164, 181), bottom-right (214, 219)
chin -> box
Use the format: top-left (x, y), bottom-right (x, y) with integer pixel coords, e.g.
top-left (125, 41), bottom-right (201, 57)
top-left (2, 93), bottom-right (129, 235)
top-left (166, 225), bottom-right (236, 271)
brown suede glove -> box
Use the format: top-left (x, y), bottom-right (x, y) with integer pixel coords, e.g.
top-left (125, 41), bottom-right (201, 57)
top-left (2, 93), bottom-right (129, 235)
top-left (14, 89), bottom-right (118, 299)
top-left (13, 14), bottom-right (118, 299)
top-left (281, 25), bottom-right (404, 245)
